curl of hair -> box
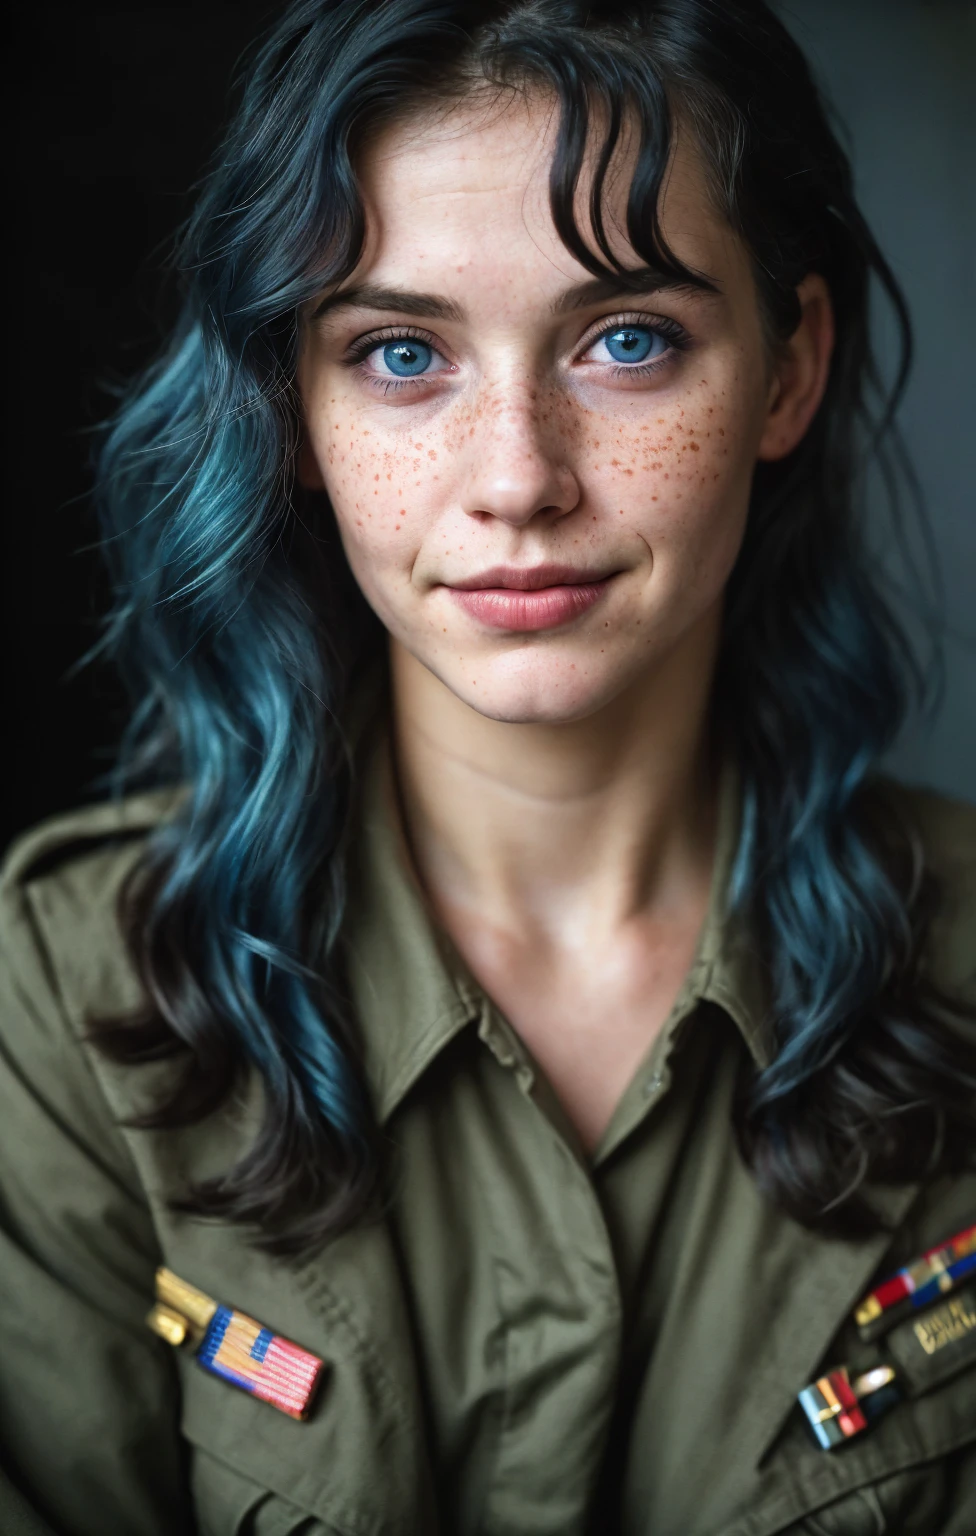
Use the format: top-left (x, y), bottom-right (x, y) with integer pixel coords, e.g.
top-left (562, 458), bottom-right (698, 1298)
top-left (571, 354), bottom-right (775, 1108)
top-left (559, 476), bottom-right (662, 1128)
top-left (92, 0), bottom-right (975, 1250)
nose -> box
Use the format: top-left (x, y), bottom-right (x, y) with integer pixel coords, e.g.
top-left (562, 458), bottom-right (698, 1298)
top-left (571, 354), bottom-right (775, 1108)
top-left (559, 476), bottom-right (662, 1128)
top-left (459, 385), bottom-right (580, 527)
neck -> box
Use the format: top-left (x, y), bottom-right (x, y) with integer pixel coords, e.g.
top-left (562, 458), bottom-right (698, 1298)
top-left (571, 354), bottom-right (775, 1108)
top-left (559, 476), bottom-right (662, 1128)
top-left (390, 612), bottom-right (721, 949)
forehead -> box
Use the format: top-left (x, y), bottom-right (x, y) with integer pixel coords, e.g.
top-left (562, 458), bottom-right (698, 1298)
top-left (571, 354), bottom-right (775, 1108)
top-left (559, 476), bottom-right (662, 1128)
top-left (352, 92), bottom-right (742, 294)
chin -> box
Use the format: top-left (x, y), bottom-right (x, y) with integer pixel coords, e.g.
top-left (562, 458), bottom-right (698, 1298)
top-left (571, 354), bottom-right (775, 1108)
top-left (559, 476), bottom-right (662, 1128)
top-left (435, 649), bottom-right (629, 726)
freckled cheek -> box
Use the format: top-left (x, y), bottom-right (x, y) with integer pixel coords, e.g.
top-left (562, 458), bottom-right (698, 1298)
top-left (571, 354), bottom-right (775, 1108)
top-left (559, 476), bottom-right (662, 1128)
top-left (315, 417), bottom-right (432, 561)
top-left (602, 406), bottom-right (753, 584)
top-left (599, 414), bottom-right (746, 515)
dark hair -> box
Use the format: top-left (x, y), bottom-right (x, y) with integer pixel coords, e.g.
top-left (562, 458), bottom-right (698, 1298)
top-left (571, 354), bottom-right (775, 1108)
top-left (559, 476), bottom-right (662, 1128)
top-left (93, 0), bottom-right (975, 1251)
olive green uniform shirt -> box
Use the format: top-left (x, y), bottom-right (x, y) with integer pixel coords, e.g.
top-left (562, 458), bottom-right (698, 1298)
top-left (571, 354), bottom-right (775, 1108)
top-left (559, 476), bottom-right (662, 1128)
top-left (1, 734), bottom-right (974, 1536)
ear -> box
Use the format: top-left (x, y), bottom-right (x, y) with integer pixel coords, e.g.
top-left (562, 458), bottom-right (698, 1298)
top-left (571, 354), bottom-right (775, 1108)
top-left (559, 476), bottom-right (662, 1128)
top-left (756, 273), bottom-right (835, 462)
top-left (296, 428), bottom-right (326, 490)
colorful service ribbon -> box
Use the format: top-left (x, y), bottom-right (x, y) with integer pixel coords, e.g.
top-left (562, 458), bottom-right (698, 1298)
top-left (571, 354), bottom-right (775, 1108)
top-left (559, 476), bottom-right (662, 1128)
top-left (797, 1364), bottom-right (899, 1452)
top-left (147, 1267), bottom-right (325, 1420)
top-left (854, 1223), bottom-right (976, 1341)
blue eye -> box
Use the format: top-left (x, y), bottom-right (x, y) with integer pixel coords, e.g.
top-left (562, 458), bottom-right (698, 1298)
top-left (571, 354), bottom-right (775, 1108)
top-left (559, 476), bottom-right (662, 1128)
top-left (381, 340), bottom-right (432, 376)
top-left (602, 326), bottom-right (661, 364)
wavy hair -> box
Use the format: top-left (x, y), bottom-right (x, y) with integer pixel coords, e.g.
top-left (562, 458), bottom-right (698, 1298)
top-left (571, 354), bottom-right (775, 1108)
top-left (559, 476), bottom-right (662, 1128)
top-left (93, 0), bottom-right (975, 1250)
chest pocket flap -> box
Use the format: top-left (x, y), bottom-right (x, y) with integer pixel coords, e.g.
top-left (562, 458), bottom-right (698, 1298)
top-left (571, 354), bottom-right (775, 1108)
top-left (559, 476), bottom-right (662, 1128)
top-left (726, 1291), bottom-right (976, 1536)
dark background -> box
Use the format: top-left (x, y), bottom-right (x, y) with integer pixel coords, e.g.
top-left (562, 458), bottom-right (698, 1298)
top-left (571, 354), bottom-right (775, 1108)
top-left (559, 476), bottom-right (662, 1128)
top-left (5, 1), bottom-right (974, 856)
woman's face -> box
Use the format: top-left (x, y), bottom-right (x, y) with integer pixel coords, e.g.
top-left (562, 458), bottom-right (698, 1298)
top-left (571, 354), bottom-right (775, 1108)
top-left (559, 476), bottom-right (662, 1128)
top-left (298, 95), bottom-right (827, 724)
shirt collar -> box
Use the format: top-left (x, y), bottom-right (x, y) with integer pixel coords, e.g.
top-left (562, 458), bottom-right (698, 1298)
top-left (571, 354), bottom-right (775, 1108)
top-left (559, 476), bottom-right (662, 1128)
top-left (343, 727), bottom-right (480, 1123)
top-left (695, 761), bottom-right (773, 1069)
top-left (342, 722), bottom-right (771, 1126)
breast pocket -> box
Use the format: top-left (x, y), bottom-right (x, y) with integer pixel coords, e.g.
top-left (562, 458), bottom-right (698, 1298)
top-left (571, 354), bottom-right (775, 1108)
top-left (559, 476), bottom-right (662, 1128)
top-left (791, 1449), bottom-right (975, 1536)
top-left (156, 1221), bottom-right (441, 1536)
top-left (754, 1300), bottom-right (976, 1536)
top-left (191, 1445), bottom-right (335, 1536)
top-left (169, 1286), bottom-right (439, 1536)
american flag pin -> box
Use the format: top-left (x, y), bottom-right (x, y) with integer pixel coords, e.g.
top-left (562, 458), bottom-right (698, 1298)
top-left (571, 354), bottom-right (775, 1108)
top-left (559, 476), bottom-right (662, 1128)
top-left (147, 1267), bottom-right (325, 1420)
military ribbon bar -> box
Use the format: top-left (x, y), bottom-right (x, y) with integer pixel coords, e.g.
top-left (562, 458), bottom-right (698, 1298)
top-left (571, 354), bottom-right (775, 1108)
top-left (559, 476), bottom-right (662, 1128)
top-left (797, 1365), bottom-right (899, 1452)
top-left (854, 1223), bottom-right (976, 1342)
top-left (147, 1267), bottom-right (325, 1420)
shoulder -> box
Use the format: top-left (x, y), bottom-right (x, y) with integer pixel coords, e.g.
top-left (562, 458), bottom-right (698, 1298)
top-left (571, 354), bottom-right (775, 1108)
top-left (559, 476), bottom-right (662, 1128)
top-left (879, 778), bottom-right (976, 996)
top-left (883, 777), bottom-right (976, 863)
top-left (0, 790), bottom-right (191, 1218)
top-left (0, 789), bottom-right (180, 1035)
top-left (2, 786), bottom-right (179, 895)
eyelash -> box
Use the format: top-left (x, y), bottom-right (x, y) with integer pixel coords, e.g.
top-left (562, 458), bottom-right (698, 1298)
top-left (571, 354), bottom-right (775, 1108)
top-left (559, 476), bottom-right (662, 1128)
top-left (342, 313), bottom-right (692, 393)
top-left (343, 326), bottom-right (444, 395)
top-left (595, 312), bottom-right (692, 380)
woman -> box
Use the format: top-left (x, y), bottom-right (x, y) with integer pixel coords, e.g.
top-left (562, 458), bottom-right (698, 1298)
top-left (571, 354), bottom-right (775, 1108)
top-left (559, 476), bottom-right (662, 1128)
top-left (1, 0), bottom-right (973, 1532)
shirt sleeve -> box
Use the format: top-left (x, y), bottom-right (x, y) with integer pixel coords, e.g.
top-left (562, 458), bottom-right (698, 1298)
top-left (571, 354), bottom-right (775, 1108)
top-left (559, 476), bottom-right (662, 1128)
top-left (0, 852), bottom-right (194, 1536)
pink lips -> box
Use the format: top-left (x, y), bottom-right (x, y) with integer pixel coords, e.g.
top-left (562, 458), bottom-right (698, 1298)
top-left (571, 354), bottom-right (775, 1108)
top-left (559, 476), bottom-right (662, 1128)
top-left (446, 564), bottom-right (613, 632)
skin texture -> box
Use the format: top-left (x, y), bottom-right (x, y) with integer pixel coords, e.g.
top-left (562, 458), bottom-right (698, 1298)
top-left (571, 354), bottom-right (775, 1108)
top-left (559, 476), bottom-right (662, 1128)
top-left (298, 95), bottom-right (834, 1148)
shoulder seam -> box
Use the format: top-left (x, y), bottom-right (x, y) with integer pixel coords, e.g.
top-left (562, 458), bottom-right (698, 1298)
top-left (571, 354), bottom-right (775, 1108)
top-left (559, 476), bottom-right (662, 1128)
top-left (1, 788), bottom-right (185, 893)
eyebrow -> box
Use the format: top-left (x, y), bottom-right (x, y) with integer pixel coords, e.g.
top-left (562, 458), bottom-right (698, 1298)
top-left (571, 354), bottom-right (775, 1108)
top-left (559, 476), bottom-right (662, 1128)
top-left (311, 285), bottom-right (464, 323)
top-left (310, 268), bottom-right (719, 325)
top-left (552, 271), bottom-right (720, 314)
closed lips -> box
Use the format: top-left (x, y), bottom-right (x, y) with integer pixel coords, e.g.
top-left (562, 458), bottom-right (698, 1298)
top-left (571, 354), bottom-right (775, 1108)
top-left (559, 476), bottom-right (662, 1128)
top-left (446, 567), bottom-right (615, 631)
top-left (449, 564), bottom-right (612, 591)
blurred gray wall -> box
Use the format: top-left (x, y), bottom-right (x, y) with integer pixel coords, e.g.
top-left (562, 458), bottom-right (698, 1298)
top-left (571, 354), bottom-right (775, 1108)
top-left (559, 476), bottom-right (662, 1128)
top-left (775, 0), bottom-right (974, 800)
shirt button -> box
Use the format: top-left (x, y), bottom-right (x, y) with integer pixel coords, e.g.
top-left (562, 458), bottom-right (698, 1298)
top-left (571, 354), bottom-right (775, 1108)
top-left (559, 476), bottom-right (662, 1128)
top-left (644, 1071), bottom-right (663, 1096)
